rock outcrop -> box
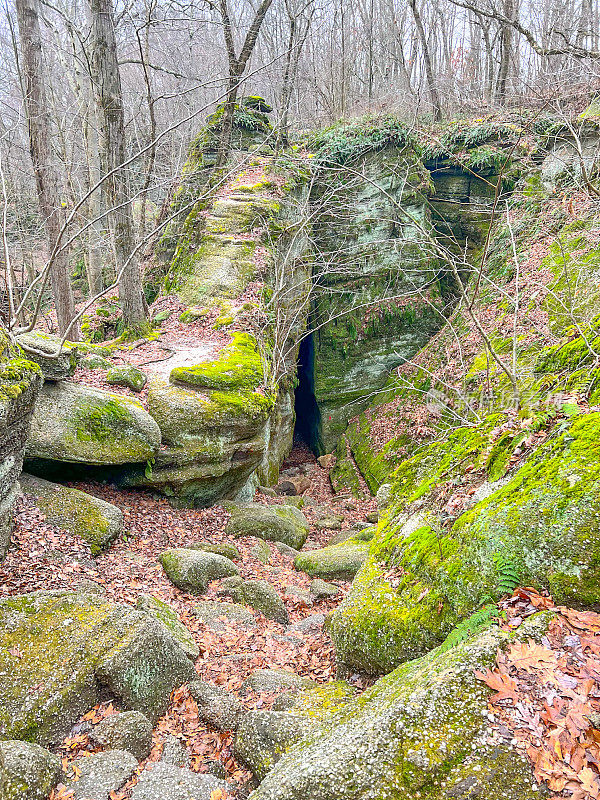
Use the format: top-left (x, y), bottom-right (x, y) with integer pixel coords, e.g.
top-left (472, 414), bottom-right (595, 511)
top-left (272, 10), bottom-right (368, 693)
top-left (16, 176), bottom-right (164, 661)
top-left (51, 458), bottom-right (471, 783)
top-left (0, 331), bottom-right (42, 558)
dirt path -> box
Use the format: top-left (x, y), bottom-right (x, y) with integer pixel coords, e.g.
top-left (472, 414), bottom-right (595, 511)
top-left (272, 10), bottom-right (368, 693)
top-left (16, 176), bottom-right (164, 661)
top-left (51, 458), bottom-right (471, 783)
top-left (0, 445), bottom-right (376, 796)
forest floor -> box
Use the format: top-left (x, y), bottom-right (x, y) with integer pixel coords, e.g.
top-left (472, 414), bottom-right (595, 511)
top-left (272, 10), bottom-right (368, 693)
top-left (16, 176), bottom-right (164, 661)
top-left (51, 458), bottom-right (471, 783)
top-left (0, 445), bottom-right (376, 798)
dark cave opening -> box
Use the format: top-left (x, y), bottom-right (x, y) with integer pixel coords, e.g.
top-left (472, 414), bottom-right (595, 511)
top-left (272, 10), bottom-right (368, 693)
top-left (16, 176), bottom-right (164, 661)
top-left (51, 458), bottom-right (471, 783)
top-left (294, 332), bottom-right (321, 453)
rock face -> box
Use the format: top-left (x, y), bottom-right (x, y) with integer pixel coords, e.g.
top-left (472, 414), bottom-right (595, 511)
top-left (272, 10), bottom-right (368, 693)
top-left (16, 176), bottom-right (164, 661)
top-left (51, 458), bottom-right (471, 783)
top-left (0, 739), bottom-right (62, 800)
top-left (189, 680), bottom-right (243, 731)
top-left (20, 474), bottom-right (123, 555)
top-left (306, 121), bottom-right (448, 453)
top-left (25, 381), bottom-right (160, 465)
top-left (226, 503), bottom-right (309, 549)
top-left (331, 412), bottom-right (600, 675)
top-left (0, 333), bottom-right (42, 558)
top-left (294, 538), bottom-right (370, 580)
top-left (159, 548), bottom-right (239, 593)
top-left (249, 618), bottom-right (548, 800)
top-left (0, 590), bottom-right (195, 744)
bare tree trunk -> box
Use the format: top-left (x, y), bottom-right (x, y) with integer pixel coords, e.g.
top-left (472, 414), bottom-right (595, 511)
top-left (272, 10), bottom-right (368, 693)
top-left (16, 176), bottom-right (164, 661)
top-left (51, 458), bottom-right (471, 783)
top-left (408, 0), bottom-right (442, 121)
top-left (215, 0), bottom-right (275, 169)
top-left (15, 0), bottom-right (79, 339)
top-left (495, 0), bottom-right (516, 102)
top-left (89, 0), bottom-right (147, 327)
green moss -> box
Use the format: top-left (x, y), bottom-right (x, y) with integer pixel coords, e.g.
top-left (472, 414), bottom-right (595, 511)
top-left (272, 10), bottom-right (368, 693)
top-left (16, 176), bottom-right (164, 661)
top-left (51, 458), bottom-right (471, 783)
top-left (71, 398), bottom-right (132, 444)
top-left (170, 332), bottom-right (267, 392)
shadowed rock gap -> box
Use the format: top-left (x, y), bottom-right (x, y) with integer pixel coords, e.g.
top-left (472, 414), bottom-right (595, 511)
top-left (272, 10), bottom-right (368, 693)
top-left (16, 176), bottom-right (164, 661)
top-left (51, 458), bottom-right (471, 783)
top-left (293, 332), bottom-right (321, 454)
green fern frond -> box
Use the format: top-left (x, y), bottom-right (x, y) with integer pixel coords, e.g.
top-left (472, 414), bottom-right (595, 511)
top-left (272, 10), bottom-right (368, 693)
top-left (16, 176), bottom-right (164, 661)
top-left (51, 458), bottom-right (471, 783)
top-left (494, 551), bottom-right (521, 595)
top-left (438, 605), bottom-right (500, 653)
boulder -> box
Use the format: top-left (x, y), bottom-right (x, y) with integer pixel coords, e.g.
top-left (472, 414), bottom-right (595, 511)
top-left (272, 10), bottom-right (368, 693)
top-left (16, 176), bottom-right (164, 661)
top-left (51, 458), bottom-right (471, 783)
top-left (20, 474), bottom-right (123, 555)
top-left (189, 541), bottom-right (240, 560)
top-left (81, 353), bottom-right (112, 370)
top-left (160, 736), bottom-right (190, 767)
top-left (225, 503), bottom-right (309, 549)
top-left (106, 365), bottom-right (147, 392)
top-left (376, 482), bottom-right (392, 509)
top-left (294, 538), bottom-right (370, 580)
top-left (249, 617), bottom-right (550, 800)
top-left (274, 542), bottom-right (299, 558)
top-left (234, 711), bottom-right (311, 781)
top-left (0, 590), bottom-right (195, 744)
top-left (274, 475), bottom-right (311, 496)
top-left (189, 680), bottom-right (243, 731)
top-left (159, 548), bottom-right (239, 593)
top-left (241, 669), bottom-right (315, 695)
top-left (251, 538), bottom-right (271, 564)
top-left (218, 577), bottom-right (289, 624)
top-left (314, 516), bottom-right (342, 532)
top-left (130, 763), bottom-right (230, 800)
top-left (0, 740), bottom-right (61, 800)
top-left (65, 749), bottom-right (138, 800)
top-left (194, 600), bottom-right (257, 630)
top-left (17, 331), bottom-right (78, 380)
top-left (25, 381), bottom-right (160, 464)
top-left (286, 614), bottom-right (326, 637)
top-left (136, 594), bottom-right (199, 660)
top-left (327, 525), bottom-right (375, 547)
top-left (0, 334), bottom-right (42, 557)
top-left (90, 711), bottom-right (153, 761)
top-left (309, 579), bottom-right (339, 599)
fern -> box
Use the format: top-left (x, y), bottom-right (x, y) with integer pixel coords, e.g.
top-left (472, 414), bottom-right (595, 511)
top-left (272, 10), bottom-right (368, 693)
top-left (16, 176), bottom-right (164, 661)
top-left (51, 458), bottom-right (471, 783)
top-left (438, 605), bottom-right (500, 653)
top-left (494, 551), bottom-right (521, 595)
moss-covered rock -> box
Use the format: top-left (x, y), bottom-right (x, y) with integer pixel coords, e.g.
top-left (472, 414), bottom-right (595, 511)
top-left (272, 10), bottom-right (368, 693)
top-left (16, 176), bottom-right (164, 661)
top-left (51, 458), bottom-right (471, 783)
top-left (170, 332), bottom-right (264, 392)
top-left (0, 590), bottom-right (195, 744)
top-left (234, 711), bottom-right (312, 782)
top-left (90, 711), bottom-right (153, 761)
top-left (250, 616), bottom-right (550, 800)
top-left (193, 600), bottom-right (257, 630)
top-left (20, 473), bottom-right (123, 555)
top-left (331, 412), bottom-right (600, 673)
top-left (218, 576), bottom-right (289, 624)
top-left (25, 381), bottom-right (160, 465)
top-left (159, 548), bottom-right (239, 593)
top-left (226, 503), bottom-right (309, 549)
top-left (16, 331), bottom-right (78, 380)
top-left (294, 538), bottom-right (370, 580)
top-left (135, 594), bottom-right (199, 660)
top-left (190, 541), bottom-right (240, 560)
top-left (106, 365), bottom-right (147, 392)
top-left (0, 333), bottom-right (42, 557)
top-left (0, 739), bottom-right (62, 800)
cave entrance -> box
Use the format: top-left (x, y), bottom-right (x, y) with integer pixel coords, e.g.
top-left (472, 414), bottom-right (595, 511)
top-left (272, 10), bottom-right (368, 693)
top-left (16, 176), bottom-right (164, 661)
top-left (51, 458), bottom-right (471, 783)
top-left (294, 332), bottom-right (320, 453)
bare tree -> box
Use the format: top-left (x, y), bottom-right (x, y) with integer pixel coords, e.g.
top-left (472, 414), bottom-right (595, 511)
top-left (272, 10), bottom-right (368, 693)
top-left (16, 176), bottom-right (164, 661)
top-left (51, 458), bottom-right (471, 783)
top-left (215, 0), bottom-right (275, 168)
top-left (408, 0), bottom-right (443, 121)
top-left (89, 0), bottom-right (147, 327)
top-left (14, 0), bottom-right (79, 338)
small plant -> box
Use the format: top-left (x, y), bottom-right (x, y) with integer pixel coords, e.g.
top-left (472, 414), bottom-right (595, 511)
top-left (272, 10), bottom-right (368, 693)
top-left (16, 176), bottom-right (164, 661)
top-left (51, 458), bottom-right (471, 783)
top-left (494, 551), bottom-right (521, 595)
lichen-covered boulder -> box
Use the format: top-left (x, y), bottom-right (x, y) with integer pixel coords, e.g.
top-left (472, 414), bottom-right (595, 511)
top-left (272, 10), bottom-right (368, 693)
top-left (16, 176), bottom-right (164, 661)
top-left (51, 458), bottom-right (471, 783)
top-left (234, 711), bottom-right (312, 782)
top-left (190, 541), bottom-right (240, 560)
top-left (249, 617), bottom-right (550, 800)
top-left (25, 381), bottom-right (160, 464)
top-left (0, 590), bottom-right (195, 744)
top-left (135, 594), bottom-right (199, 660)
top-left (106, 365), bottom-right (147, 392)
top-left (294, 538), bottom-right (370, 580)
top-left (331, 412), bottom-right (600, 674)
top-left (189, 680), bottom-right (243, 731)
top-left (226, 503), bottom-right (309, 549)
top-left (20, 474), bottom-right (123, 555)
top-left (90, 711), bottom-right (153, 761)
top-left (159, 548), bottom-right (239, 593)
top-left (65, 749), bottom-right (138, 800)
top-left (17, 330), bottom-right (78, 380)
top-left (193, 600), bottom-right (257, 630)
top-left (0, 740), bottom-right (62, 800)
top-left (0, 346), bottom-right (42, 559)
top-left (218, 576), bottom-right (289, 624)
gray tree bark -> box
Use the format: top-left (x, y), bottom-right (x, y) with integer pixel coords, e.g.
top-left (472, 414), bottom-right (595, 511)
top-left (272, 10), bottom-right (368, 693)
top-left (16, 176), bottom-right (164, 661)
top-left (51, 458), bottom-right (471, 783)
top-left (89, 0), bottom-right (147, 327)
top-left (15, 0), bottom-right (80, 339)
